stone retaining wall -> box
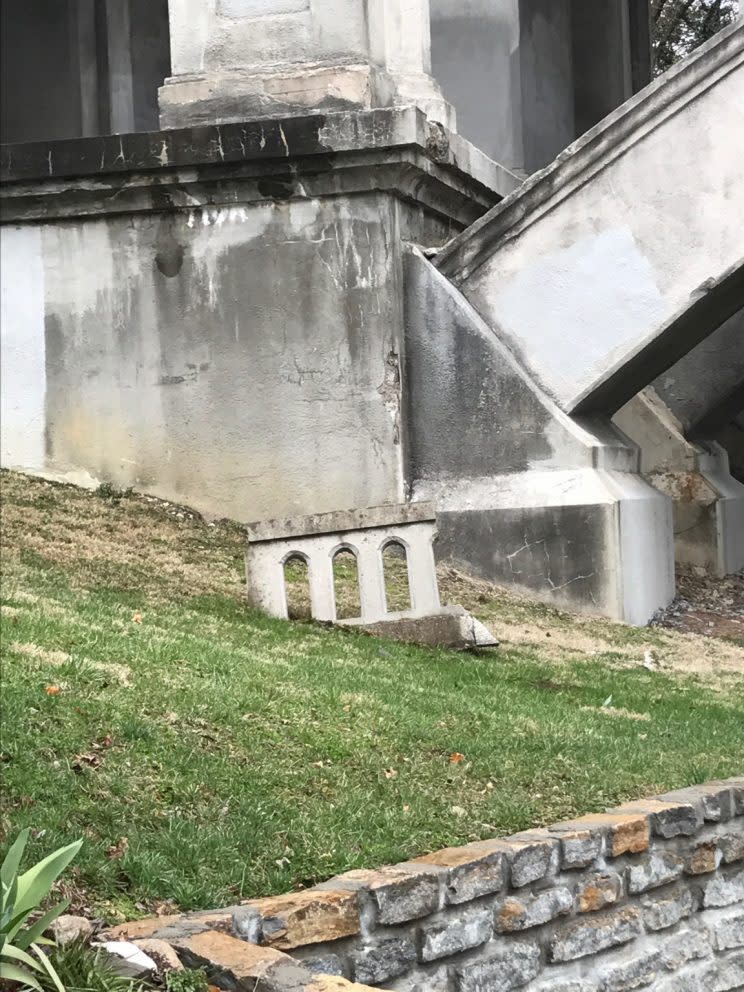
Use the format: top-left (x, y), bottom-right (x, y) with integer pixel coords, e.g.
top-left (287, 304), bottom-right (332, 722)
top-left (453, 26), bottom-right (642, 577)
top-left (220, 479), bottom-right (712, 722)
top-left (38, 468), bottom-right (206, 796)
top-left (105, 778), bottom-right (744, 991)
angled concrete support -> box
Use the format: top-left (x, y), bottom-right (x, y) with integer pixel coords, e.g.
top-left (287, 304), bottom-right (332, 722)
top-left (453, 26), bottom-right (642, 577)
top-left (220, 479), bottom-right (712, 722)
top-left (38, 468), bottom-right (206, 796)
top-left (436, 21), bottom-right (744, 416)
top-left (403, 248), bottom-right (674, 624)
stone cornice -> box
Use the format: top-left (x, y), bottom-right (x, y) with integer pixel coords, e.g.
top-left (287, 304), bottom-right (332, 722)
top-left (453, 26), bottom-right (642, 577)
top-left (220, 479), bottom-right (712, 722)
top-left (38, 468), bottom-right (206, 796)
top-left (0, 108), bottom-right (520, 226)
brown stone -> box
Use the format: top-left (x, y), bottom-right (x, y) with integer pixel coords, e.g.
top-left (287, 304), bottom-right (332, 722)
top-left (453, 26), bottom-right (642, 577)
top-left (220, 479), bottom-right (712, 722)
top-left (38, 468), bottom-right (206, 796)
top-left (169, 930), bottom-right (294, 985)
top-left (577, 872), bottom-right (623, 913)
top-left (241, 890), bottom-right (361, 951)
top-left (101, 916), bottom-right (185, 941)
top-left (573, 813), bottom-right (650, 856)
top-left (686, 840), bottom-right (718, 875)
top-left (410, 842), bottom-right (506, 903)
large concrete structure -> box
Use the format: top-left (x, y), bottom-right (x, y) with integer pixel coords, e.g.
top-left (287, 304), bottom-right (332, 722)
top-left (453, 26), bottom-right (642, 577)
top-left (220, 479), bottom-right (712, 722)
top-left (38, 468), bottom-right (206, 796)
top-left (1, 1), bottom-right (742, 624)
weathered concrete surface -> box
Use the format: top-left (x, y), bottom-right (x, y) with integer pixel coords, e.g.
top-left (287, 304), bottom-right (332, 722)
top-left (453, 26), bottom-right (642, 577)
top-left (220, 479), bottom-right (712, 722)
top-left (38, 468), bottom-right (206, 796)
top-left (436, 20), bottom-right (744, 416)
top-left (0, 109), bottom-right (518, 524)
top-left (404, 248), bottom-right (674, 624)
top-left (159, 0), bottom-right (453, 129)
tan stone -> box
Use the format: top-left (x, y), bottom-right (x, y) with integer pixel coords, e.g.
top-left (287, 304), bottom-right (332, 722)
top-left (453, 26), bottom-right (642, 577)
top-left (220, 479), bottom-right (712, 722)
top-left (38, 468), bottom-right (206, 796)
top-left (577, 873), bottom-right (623, 913)
top-left (686, 840), bottom-right (718, 875)
top-left (308, 978), bottom-right (379, 991)
top-left (170, 930), bottom-right (289, 981)
top-left (244, 889), bottom-right (360, 951)
top-left (102, 916), bottom-right (184, 941)
top-left (132, 939), bottom-right (183, 973)
top-left (573, 813), bottom-right (650, 856)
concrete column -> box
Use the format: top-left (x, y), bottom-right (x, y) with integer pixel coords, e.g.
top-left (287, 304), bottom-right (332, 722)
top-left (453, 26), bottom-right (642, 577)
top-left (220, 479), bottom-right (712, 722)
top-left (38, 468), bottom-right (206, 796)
top-left (159, 0), bottom-right (453, 129)
top-left (105, 0), bottom-right (136, 134)
top-left (356, 540), bottom-right (389, 622)
top-left (404, 526), bottom-right (441, 615)
top-left (308, 545), bottom-right (337, 622)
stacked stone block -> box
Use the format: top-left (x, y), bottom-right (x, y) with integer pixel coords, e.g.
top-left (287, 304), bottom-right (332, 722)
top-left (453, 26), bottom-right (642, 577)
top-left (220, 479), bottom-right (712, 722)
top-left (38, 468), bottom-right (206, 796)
top-left (103, 779), bottom-right (744, 991)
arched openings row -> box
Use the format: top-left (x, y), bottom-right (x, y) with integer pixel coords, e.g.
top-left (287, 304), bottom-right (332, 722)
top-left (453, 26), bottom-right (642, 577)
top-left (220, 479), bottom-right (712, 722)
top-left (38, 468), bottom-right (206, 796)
top-left (281, 538), bottom-right (413, 621)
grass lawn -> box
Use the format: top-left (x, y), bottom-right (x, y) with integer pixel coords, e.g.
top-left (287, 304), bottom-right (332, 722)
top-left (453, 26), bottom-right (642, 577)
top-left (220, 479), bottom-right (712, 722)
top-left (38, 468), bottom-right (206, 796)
top-left (1, 470), bottom-right (743, 922)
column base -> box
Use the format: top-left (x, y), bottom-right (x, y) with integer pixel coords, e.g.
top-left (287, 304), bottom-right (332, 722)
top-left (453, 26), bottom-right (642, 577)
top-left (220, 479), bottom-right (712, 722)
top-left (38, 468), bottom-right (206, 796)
top-left (158, 62), bottom-right (455, 131)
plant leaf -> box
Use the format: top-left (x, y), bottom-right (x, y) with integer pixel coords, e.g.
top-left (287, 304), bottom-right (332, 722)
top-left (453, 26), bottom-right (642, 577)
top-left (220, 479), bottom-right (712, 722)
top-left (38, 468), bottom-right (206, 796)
top-left (2, 942), bottom-right (44, 970)
top-left (15, 899), bottom-right (70, 950)
top-left (13, 839), bottom-right (82, 921)
top-left (30, 941), bottom-right (66, 992)
top-left (0, 959), bottom-right (43, 991)
top-left (1, 829), bottom-right (30, 891)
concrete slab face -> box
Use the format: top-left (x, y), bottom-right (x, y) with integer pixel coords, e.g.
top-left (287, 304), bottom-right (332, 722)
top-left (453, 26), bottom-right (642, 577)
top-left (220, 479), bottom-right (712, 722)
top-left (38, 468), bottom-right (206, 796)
top-left (437, 21), bottom-right (744, 415)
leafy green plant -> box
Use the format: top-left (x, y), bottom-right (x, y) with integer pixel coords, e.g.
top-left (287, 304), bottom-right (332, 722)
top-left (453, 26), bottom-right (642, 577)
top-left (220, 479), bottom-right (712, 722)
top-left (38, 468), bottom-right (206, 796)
top-left (0, 829), bottom-right (82, 991)
top-left (40, 939), bottom-right (149, 992)
top-left (165, 968), bottom-right (209, 992)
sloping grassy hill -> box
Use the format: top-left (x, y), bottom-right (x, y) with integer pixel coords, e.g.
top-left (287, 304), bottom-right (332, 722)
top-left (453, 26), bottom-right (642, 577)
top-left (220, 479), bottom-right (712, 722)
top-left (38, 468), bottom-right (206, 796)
top-left (1, 470), bottom-right (742, 922)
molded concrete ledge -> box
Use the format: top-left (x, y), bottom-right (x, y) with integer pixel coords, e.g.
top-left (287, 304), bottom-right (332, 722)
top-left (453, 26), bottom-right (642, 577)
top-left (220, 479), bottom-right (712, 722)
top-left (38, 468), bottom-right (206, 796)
top-left (0, 107), bottom-right (520, 225)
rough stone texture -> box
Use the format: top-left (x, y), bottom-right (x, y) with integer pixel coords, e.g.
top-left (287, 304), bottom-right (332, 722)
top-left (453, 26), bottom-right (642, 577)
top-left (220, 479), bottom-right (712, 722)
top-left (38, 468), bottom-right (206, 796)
top-left (235, 890), bottom-right (360, 950)
top-left (131, 939), bottom-right (184, 974)
top-left (501, 833), bottom-right (558, 887)
top-left (410, 842), bottom-right (507, 904)
top-left (50, 915), bottom-right (95, 946)
top-left (704, 869), bottom-right (744, 909)
top-left (494, 887), bottom-right (573, 932)
top-left (350, 937), bottom-right (417, 984)
top-left (106, 779), bottom-right (744, 991)
top-left (420, 907), bottom-right (492, 961)
top-left (641, 884), bottom-right (693, 931)
top-left (577, 871), bottom-right (624, 913)
top-left (549, 907), bottom-right (643, 963)
top-left (720, 832), bottom-right (744, 865)
top-left (627, 850), bottom-right (684, 894)
top-left (454, 940), bottom-right (541, 991)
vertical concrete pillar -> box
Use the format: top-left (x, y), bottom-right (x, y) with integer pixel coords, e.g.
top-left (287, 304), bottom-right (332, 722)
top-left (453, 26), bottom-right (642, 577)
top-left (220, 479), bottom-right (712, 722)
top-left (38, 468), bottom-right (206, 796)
top-left (405, 526), bottom-right (441, 615)
top-left (308, 545), bottom-right (337, 623)
top-left (159, 0), bottom-right (453, 129)
top-left (357, 540), bottom-right (389, 622)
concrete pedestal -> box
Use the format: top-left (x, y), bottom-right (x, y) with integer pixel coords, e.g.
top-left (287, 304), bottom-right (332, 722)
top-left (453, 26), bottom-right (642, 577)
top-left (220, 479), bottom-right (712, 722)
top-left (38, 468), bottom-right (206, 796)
top-left (159, 0), bottom-right (453, 129)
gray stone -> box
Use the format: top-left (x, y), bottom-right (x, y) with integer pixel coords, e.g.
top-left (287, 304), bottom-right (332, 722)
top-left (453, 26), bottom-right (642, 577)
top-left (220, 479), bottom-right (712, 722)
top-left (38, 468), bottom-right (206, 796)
top-left (454, 940), bottom-right (541, 992)
top-left (658, 926), bottom-right (712, 970)
top-left (506, 834), bottom-right (559, 888)
top-left (550, 907), bottom-right (643, 963)
top-left (598, 948), bottom-right (661, 991)
top-left (371, 872), bottom-right (442, 926)
top-left (351, 937), bottom-right (417, 984)
top-left (627, 850), bottom-right (684, 894)
top-left (719, 832), bottom-right (744, 865)
top-left (709, 909), bottom-right (744, 951)
top-left (345, 607), bottom-right (499, 650)
top-left (551, 828), bottom-right (602, 870)
top-left (704, 869), bottom-right (744, 908)
top-left (420, 907), bottom-right (492, 962)
top-left (50, 915), bottom-right (95, 946)
top-left (301, 953), bottom-right (345, 976)
top-left (641, 884), bottom-right (694, 931)
top-left (697, 950), bottom-right (744, 992)
top-left (493, 886), bottom-right (573, 933)
top-left (529, 980), bottom-right (598, 992)
top-left (651, 969), bottom-right (704, 992)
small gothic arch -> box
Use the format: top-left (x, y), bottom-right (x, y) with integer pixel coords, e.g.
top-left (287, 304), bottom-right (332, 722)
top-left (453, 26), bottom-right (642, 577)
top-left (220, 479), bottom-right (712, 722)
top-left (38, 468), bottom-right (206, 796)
top-left (331, 543), bottom-right (362, 621)
top-left (381, 537), bottom-right (411, 613)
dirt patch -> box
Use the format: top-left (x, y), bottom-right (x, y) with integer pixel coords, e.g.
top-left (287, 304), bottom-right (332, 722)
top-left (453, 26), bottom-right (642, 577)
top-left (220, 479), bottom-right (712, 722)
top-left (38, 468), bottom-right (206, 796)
top-left (651, 566), bottom-right (744, 641)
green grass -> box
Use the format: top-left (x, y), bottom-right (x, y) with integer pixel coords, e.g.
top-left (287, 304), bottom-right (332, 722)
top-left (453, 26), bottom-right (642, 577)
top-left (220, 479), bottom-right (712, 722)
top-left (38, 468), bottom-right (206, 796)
top-left (1, 470), bottom-right (743, 921)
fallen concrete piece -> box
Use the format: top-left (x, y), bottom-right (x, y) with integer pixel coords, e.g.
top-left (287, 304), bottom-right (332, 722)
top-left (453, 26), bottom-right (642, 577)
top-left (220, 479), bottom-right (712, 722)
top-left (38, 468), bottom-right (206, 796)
top-left (341, 605), bottom-right (499, 650)
top-left (246, 503), bottom-right (498, 648)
